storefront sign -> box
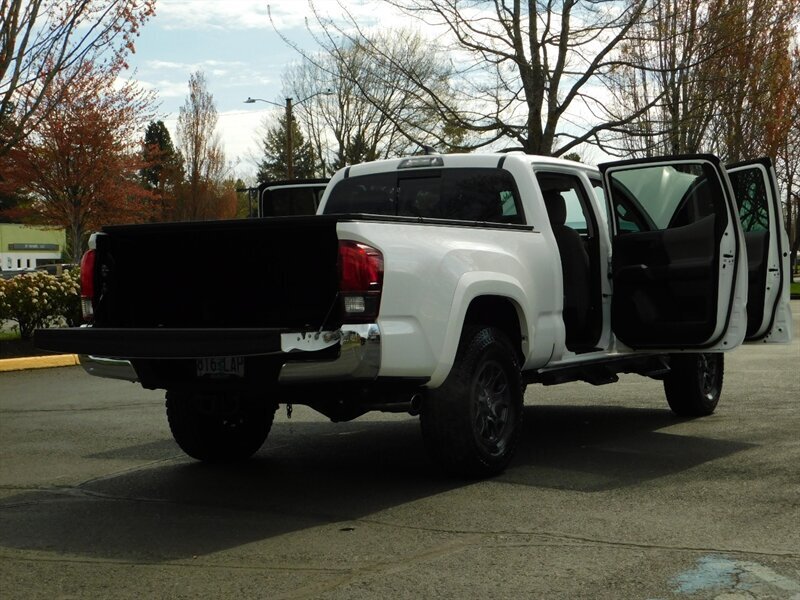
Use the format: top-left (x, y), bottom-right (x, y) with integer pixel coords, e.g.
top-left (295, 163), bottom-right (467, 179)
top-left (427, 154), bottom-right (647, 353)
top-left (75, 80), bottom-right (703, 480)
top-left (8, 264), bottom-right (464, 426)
top-left (8, 243), bottom-right (60, 251)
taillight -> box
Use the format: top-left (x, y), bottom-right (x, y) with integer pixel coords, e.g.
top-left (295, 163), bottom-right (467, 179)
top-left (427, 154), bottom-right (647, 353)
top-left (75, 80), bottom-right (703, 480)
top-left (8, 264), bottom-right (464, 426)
top-left (338, 240), bottom-right (383, 322)
top-left (80, 249), bottom-right (96, 322)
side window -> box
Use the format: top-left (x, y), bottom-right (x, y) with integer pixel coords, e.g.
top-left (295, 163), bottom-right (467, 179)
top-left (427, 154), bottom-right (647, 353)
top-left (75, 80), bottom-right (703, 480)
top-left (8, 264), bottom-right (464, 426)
top-left (592, 176), bottom-right (650, 233)
top-left (561, 188), bottom-right (587, 232)
top-left (606, 163), bottom-right (727, 234)
top-left (591, 178), bottom-right (608, 226)
top-left (500, 191), bottom-right (517, 216)
top-left (535, 172), bottom-right (595, 236)
top-left (728, 168), bottom-right (769, 232)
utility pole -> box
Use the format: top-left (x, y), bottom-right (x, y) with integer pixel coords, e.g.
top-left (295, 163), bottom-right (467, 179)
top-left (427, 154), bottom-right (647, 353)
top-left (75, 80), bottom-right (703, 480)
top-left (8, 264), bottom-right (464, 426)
top-left (244, 90), bottom-right (333, 180)
top-left (285, 97), bottom-right (293, 180)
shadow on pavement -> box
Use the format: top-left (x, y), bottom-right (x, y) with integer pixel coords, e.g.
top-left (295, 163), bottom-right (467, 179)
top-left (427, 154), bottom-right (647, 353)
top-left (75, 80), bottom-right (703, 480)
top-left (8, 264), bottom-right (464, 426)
top-left (0, 404), bottom-right (753, 562)
top-left (502, 405), bottom-right (753, 490)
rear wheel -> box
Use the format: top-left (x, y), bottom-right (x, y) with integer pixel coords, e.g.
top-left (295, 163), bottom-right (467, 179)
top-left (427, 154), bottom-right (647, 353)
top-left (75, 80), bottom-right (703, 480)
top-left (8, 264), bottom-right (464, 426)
top-left (166, 391), bottom-right (276, 461)
top-left (663, 353), bottom-right (724, 417)
top-left (421, 327), bottom-right (523, 478)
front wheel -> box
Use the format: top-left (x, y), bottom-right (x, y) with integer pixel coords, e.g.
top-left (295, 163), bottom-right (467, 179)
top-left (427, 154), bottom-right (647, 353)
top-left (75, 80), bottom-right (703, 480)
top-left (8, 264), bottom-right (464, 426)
top-left (166, 391), bottom-right (276, 461)
top-left (663, 353), bottom-right (724, 417)
top-left (420, 327), bottom-right (524, 478)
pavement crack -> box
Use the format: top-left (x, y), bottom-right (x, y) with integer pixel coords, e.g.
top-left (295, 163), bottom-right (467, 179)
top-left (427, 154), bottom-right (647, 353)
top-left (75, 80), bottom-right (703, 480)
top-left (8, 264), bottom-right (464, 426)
top-left (0, 551), bottom-right (350, 574)
top-left (271, 536), bottom-right (481, 600)
top-left (354, 517), bottom-right (800, 560)
top-left (0, 402), bottom-right (160, 415)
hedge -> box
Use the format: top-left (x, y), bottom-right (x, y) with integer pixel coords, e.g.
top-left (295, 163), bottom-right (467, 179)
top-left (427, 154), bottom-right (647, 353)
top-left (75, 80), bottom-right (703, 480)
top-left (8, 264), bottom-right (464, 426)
top-left (0, 270), bottom-right (82, 340)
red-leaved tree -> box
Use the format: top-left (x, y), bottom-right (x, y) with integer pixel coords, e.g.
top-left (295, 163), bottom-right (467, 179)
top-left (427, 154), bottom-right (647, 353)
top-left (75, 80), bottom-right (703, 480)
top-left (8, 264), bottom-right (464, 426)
top-left (0, 61), bottom-right (157, 260)
top-left (0, 0), bottom-right (156, 157)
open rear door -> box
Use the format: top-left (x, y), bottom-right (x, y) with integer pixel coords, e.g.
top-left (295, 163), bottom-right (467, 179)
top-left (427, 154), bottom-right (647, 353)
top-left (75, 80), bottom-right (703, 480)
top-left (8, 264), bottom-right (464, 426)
top-left (599, 155), bottom-right (747, 352)
top-left (726, 158), bottom-right (792, 343)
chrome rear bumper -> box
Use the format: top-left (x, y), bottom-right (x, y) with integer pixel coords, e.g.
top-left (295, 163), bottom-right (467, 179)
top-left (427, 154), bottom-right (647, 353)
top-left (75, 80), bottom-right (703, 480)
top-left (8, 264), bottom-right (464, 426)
top-left (79, 355), bottom-right (139, 382)
top-left (77, 323), bottom-right (381, 385)
top-left (279, 323), bottom-right (380, 383)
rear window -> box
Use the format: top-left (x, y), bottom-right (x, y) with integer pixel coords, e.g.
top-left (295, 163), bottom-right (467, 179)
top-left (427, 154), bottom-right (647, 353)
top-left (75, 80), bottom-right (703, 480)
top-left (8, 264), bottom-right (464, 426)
top-left (323, 168), bottom-right (523, 224)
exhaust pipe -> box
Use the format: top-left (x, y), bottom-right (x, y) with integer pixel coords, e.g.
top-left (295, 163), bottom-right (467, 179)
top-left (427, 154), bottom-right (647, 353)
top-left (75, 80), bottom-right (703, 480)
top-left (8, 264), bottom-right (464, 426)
top-left (370, 392), bottom-right (424, 416)
top-left (409, 393), bottom-right (423, 415)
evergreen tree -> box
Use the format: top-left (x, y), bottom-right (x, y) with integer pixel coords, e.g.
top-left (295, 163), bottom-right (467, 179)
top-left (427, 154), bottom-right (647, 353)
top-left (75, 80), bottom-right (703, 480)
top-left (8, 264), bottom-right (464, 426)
top-left (257, 114), bottom-right (317, 182)
top-left (141, 120), bottom-right (183, 221)
top-left (141, 121), bottom-right (180, 188)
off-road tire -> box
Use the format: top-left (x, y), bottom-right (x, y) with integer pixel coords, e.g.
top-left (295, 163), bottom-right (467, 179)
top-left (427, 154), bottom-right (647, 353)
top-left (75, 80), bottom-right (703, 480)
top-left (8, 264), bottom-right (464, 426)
top-left (420, 326), bottom-right (524, 478)
top-left (663, 353), bottom-right (724, 417)
top-left (166, 391), bottom-right (276, 461)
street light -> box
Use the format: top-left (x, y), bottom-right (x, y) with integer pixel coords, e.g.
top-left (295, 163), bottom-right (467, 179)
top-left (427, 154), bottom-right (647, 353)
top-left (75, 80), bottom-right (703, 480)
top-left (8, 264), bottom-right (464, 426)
top-left (244, 89), bottom-right (333, 179)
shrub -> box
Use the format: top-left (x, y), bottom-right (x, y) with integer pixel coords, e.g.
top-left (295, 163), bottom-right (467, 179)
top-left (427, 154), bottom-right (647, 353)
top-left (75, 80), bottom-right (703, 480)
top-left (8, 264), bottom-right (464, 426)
top-left (0, 269), bottom-right (81, 339)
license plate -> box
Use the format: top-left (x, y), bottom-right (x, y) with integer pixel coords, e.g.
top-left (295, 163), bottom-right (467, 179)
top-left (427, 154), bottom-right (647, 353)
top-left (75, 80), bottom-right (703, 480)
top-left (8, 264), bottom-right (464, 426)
top-left (196, 356), bottom-right (245, 378)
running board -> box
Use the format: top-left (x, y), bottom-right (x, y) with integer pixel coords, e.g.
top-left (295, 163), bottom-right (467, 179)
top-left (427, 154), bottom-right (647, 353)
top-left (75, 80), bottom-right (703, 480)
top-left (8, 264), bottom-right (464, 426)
top-left (523, 355), bottom-right (671, 386)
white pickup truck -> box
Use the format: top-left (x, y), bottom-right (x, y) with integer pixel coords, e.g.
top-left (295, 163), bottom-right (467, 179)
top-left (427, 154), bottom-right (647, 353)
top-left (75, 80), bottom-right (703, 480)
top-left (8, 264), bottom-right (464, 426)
top-left (36, 153), bottom-right (792, 477)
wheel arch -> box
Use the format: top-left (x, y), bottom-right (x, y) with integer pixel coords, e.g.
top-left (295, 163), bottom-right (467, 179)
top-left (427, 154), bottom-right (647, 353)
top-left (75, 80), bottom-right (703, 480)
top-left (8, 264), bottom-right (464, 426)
top-left (463, 296), bottom-right (525, 366)
top-left (427, 273), bottom-right (531, 388)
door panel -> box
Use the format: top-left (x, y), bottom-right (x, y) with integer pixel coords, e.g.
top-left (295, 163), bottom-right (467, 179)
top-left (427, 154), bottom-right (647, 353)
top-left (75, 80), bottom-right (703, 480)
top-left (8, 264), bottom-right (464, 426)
top-left (600, 155), bottom-right (747, 351)
top-left (612, 214), bottom-right (717, 345)
top-left (743, 230), bottom-right (769, 337)
top-left (726, 159), bottom-right (792, 343)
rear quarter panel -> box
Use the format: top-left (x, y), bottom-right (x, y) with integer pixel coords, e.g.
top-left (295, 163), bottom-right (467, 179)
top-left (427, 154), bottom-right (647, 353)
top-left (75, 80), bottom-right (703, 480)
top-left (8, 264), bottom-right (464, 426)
top-left (336, 220), bottom-right (561, 387)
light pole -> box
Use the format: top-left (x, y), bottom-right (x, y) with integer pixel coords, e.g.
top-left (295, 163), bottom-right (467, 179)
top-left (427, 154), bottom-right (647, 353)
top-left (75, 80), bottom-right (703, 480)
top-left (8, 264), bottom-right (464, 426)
top-left (244, 89), bottom-right (332, 180)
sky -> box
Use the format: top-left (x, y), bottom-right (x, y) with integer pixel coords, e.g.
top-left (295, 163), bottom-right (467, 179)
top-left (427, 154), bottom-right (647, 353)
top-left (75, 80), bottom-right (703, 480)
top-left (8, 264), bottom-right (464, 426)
top-left (122, 0), bottom-right (414, 181)
top-left (122, 0), bottom-right (614, 182)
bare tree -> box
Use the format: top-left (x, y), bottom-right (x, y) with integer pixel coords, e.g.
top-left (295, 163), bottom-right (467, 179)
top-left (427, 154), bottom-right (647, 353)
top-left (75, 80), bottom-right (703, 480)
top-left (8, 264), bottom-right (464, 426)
top-left (610, 0), bottom-right (716, 156)
top-left (296, 0), bottom-right (660, 156)
top-left (175, 71), bottom-right (229, 221)
top-left (612, 0), bottom-right (800, 161)
top-left (776, 48), bottom-right (800, 281)
top-left (0, 0), bottom-right (155, 156)
top-left (273, 24), bottom-right (463, 171)
top-left (703, 0), bottom-right (799, 162)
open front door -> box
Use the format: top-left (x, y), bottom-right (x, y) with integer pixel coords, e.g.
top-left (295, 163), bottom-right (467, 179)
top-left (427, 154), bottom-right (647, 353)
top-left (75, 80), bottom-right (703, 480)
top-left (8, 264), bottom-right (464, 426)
top-left (725, 158), bottom-right (792, 343)
top-left (599, 155), bottom-right (747, 351)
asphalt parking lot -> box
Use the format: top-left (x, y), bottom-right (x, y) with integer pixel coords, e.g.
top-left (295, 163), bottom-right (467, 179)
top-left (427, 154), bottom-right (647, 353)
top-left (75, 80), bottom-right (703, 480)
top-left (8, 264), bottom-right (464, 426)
top-left (1, 303), bottom-right (798, 599)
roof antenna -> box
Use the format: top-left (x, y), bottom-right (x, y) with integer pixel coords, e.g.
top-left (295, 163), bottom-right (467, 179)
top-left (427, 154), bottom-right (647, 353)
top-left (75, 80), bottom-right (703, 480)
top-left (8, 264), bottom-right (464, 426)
top-left (420, 144), bottom-right (437, 155)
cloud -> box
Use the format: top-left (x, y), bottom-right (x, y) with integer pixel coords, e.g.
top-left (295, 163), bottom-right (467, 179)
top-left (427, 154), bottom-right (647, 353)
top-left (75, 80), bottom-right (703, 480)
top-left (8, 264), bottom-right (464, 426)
top-left (156, 0), bottom-right (270, 31)
top-left (138, 79), bottom-right (189, 99)
top-left (153, 0), bottom-right (412, 33)
top-left (144, 59), bottom-right (247, 72)
top-left (144, 60), bottom-right (188, 70)
top-left (217, 109), bottom-right (268, 167)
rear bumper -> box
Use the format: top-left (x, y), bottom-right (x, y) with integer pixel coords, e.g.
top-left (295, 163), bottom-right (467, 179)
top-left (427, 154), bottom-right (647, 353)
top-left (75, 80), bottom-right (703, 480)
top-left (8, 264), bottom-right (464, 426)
top-left (79, 355), bottom-right (139, 382)
top-left (279, 323), bottom-right (380, 383)
top-left (37, 324), bottom-right (381, 385)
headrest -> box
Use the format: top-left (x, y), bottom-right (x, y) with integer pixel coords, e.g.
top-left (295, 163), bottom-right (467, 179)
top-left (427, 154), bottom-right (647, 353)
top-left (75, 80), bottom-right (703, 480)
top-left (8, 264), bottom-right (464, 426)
top-left (543, 190), bottom-right (567, 225)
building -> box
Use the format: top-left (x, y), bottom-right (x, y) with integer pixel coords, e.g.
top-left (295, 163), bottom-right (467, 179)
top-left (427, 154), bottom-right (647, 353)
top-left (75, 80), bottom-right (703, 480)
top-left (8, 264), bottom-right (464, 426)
top-left (0, 224), bottom-right (66, 272)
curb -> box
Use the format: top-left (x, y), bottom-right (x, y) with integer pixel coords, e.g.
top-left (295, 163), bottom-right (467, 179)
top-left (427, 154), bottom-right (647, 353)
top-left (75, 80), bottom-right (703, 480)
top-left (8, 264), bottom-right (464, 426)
top-left (0, 354), bottom-right (80, 373)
